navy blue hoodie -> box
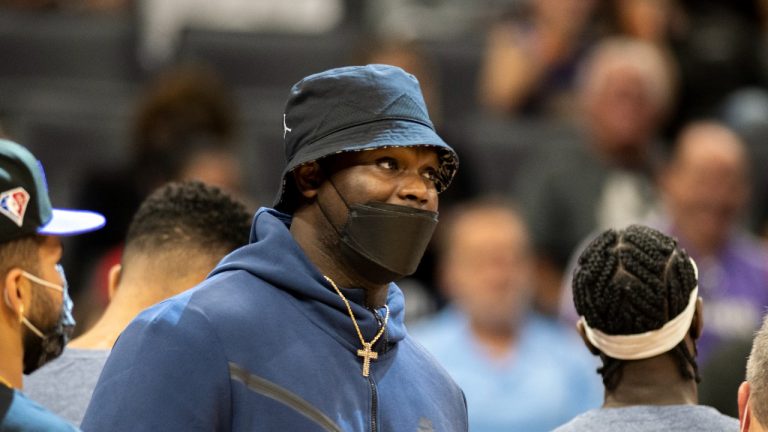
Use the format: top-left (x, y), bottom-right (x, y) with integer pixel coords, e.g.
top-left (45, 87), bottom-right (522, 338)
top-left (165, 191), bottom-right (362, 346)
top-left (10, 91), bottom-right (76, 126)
top-left (82, 208), bottom-right (468, 431)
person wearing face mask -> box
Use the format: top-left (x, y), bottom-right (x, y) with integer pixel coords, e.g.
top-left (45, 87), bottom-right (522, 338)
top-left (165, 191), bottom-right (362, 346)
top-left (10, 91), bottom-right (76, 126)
top-left (0, 139), bottom-right (105, 431)
top-left (83, 64), bottom-right (468, 431)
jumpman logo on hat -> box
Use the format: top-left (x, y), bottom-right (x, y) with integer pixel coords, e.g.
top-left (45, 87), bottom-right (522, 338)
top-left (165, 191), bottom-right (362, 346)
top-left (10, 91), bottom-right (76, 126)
top-left (283, 114), bottom-right (292, 139)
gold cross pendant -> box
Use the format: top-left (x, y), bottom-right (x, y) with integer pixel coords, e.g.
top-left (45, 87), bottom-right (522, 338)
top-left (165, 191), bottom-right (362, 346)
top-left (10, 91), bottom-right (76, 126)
top-left (357, 342), bottom-right (379, 377)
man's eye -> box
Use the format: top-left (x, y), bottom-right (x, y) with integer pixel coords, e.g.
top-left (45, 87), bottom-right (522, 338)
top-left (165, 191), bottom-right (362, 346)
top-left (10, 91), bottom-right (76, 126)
top-left (422, 169), bottom-right (438, 184)
top-left (376, 158), bottom-right (398, 170)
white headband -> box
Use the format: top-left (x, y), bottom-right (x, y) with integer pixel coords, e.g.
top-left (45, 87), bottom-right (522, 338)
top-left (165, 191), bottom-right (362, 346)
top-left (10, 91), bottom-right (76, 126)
top-left (579, 258), bottom-right (699, 360)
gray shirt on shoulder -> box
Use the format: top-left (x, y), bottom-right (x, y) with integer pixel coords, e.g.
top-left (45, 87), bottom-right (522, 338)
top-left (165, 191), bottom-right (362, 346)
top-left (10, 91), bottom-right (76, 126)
top-left (23, 348), bottom-right (110, 426)
top-left (554, 405), bottom-right (739, 432)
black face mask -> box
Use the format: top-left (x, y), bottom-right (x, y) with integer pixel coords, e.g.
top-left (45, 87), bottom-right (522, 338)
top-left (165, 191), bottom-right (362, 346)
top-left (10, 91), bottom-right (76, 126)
top-left (19, 265), bottom-right (75, 374)
top-left (318, 180), bottom-right (439, 284)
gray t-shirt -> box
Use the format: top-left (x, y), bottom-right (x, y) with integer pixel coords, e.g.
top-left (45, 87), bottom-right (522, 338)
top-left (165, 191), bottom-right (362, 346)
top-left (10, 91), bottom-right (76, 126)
top-left (554, 405), bottom-right (739, 431)
top-left (23, 348), bottom-right (110, 426)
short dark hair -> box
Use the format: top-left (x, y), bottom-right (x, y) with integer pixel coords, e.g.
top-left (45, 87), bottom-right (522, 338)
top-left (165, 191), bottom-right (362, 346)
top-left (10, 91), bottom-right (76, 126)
top-left (123, 181), bottom-right (251, 261)
top-left (0, 235), bottom-right (42, 279)
top-left (573, 224), bottom-right (699, 390)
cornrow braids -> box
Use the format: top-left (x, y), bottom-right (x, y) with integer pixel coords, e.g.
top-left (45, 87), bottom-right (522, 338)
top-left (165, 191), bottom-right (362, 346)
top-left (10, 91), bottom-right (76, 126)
top-left (573, 224), bottom-right (699, 390)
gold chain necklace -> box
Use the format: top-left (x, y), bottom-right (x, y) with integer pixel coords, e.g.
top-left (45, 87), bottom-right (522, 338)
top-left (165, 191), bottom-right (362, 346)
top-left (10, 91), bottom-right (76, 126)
top-left (0, 375), bottom-right (12, 389)
top-left (324, 275), bottom-right (390, 377)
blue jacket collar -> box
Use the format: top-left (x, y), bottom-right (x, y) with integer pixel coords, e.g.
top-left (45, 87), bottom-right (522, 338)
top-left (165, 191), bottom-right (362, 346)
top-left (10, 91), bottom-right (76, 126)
top-left (211, 207), bottom-right (407, 350)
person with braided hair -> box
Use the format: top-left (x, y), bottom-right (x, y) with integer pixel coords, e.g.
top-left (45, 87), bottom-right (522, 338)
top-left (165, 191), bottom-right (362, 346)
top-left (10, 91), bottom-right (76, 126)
top-left (555, 224), bottom-right (738, 431)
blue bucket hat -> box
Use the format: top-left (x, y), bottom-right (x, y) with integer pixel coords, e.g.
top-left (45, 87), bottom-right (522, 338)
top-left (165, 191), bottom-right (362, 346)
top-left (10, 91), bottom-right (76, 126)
top-left (274, 64), bottom-right (458, 212)
top-left (0, 139), bottom-right (105, 242)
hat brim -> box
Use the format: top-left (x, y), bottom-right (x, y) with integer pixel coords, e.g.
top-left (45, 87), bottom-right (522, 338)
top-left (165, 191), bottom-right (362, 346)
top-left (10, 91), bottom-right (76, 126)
top-left (275, 119), bottom-right (458, 211)
top-left (37, 209), bottom-right (106, 236)
top-left (286, 119), bottom-right (455, 172)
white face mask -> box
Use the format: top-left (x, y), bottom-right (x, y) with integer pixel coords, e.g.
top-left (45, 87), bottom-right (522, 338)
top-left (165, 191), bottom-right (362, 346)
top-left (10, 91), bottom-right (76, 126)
top-left (4, 265), bottom-right (75, 374)
top-left (18, 270), bottom-right (64, 338)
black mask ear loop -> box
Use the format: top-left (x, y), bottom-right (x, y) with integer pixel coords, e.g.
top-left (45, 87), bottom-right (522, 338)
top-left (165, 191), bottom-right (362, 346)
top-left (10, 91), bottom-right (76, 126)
top-left (314, 168), bottom-right (352, 238)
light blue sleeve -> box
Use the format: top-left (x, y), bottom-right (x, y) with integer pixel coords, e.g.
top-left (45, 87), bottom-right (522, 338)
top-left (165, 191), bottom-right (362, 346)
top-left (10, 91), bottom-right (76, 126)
top-left (6, 391), bottom-right (81, 432)
top-left (565, 346), bottom-right (604, 416)
top-left (81, 299), bottom-right (232, 432)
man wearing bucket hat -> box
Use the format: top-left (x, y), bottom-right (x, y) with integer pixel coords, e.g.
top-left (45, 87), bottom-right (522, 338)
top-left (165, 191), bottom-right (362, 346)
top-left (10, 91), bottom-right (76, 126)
top-left (0, 139), bottom-right (105, 431)
top-left (554, 225), bottom-right (738, 431)
top-left (83, 64), bottom-right (468, 431)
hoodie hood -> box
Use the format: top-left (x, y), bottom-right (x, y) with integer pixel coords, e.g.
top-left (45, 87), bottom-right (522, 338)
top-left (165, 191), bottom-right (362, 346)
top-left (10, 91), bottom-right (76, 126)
top-left (210, 207), bottom-right (407, 351)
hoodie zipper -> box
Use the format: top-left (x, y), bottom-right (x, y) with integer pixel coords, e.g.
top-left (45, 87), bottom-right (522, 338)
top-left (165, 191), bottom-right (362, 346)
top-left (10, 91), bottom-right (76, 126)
top-left (368, 308), bottom-right (387, 432)
top-left (368, 376), bottom-right (378, 432)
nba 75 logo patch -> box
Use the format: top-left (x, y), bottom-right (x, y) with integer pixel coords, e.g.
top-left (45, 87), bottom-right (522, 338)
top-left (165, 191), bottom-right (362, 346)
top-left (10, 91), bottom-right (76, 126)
top-left (0, 187), bottom-right (30, 227)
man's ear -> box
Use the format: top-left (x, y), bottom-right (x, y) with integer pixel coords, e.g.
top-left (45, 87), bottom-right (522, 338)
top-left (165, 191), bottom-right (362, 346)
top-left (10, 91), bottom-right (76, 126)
top-left (739, 381), bottom-right (751, 430)
top-left (577, 319), bottom-right (601, 355)
top-left (3, 268), bottom-right (25, 323)
top-left (107, 264), bottom-right (122, 301)
top-left (691, 297), bottom-right (703, 340)
top-left (292, 162), bottom-right (325, 200)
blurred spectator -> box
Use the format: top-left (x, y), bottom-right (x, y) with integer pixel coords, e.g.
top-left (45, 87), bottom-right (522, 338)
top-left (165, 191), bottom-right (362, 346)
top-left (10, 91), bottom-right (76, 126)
top-left (412, 198), bottom-right (601, 432)
top-left (516, 37), bottom-right (674, 315)
top-left (137, 0), bottom-right (344, 67)
top-left (24, 181), bottom-right (252, 426)
top-left (595, 0), bottom-right (765, 135)
top-left (478, 0), bottom-right (598, 117)
top-left (360, 39), bottom-right (443, 126)
top-left (556, 225), bottom-right (738, 431)
top-left (596, 0), bottom-right (686, 45)
top-left (739, 314), bottom-right (768, 432)
top-left (657, 121), bottom-right (768, 363)
top-left (67, 64), bottom-right (244, 332)
top-left (128, 65), bottom-right (241, 194)
top-left (368, 0), bottom-right (519, 40)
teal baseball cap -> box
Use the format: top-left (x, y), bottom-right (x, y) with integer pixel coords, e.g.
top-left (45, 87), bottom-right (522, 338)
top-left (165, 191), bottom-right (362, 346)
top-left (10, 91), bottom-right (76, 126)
top-left (0, 139), bottom-right (105, 242)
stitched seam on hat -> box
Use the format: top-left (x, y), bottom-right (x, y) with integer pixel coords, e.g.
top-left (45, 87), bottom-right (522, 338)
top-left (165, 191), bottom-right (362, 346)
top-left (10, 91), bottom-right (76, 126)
top-left (305, 117), bottom-right (435, 147)
top-left (381, 94), bottom-right (428, 118)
